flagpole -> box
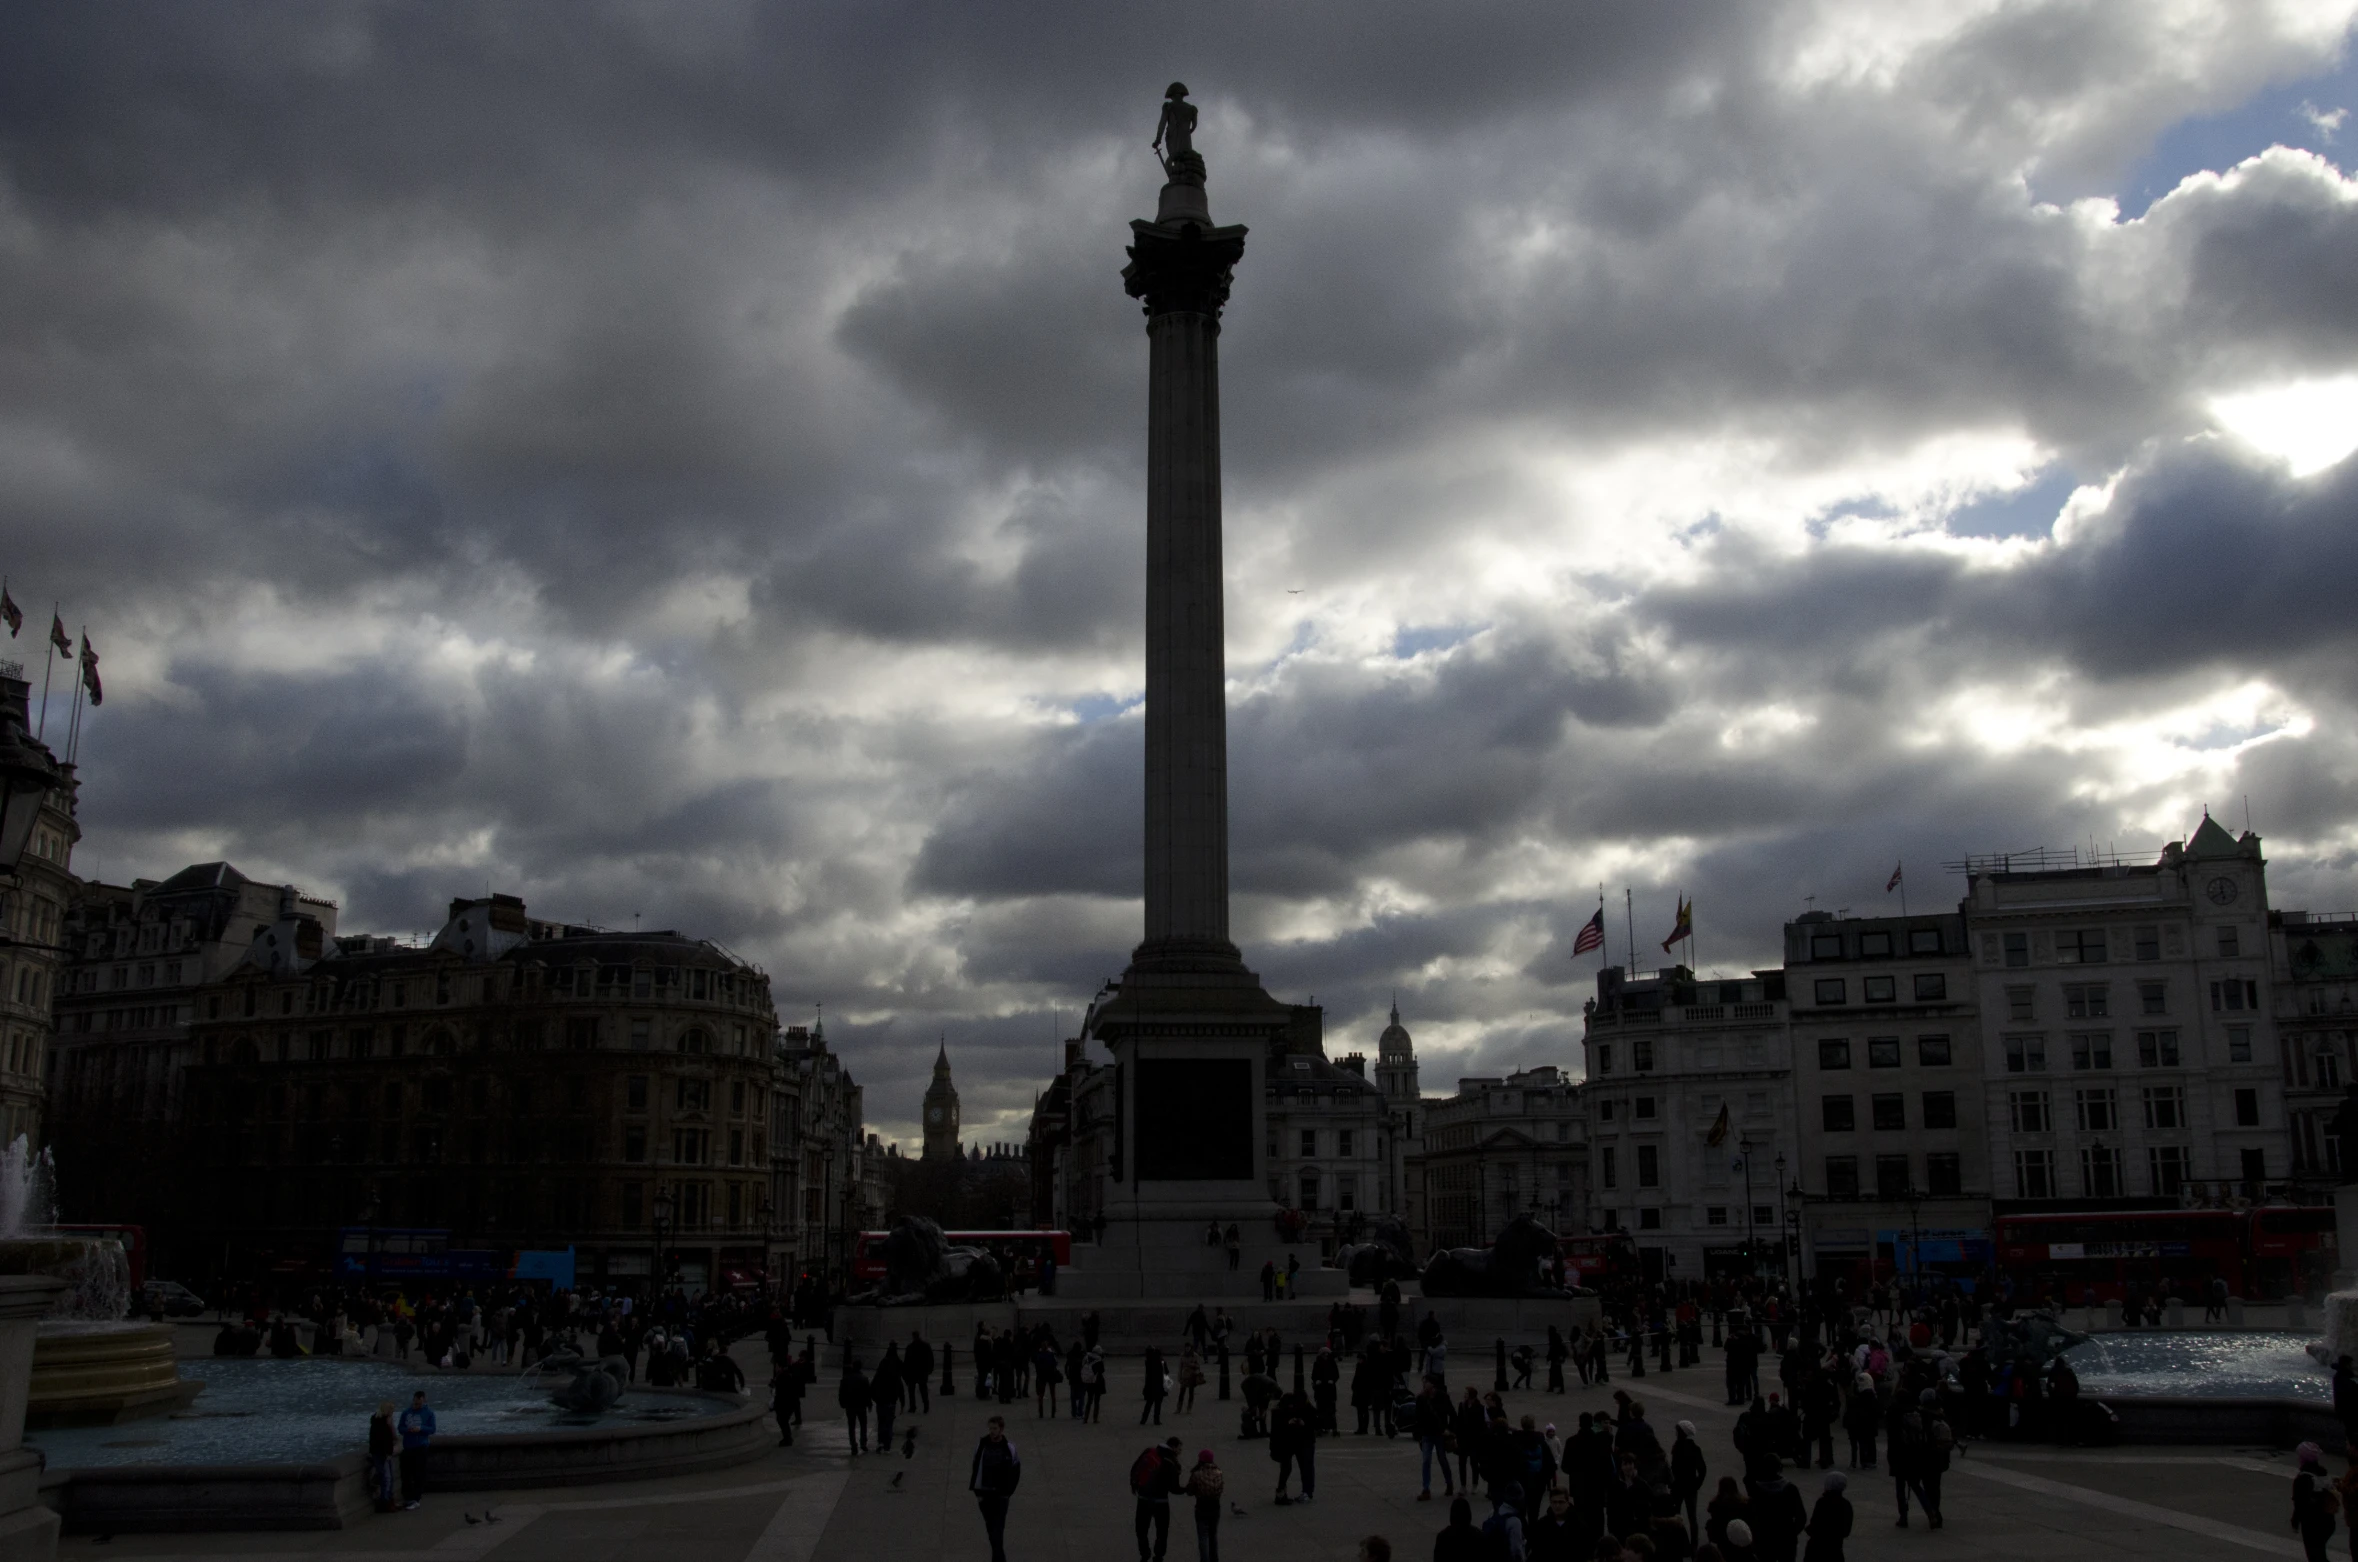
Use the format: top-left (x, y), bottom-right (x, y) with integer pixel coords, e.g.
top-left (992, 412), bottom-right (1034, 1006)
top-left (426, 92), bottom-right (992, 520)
top-left (1624, 889), bottom-right (1636, 980)
top-left (36, 603), bottom-right (55, 741)
top-left (65, 627), bottom-right (86, 766)
top-left (1899, 862), bottom-right (1908, 919)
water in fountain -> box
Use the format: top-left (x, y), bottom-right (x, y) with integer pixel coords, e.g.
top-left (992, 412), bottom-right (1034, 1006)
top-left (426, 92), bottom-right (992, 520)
top-left (0, 1136), bottom-right (128, 1321)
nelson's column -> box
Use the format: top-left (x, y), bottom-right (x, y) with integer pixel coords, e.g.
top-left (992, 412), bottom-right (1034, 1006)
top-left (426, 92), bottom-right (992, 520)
top-left (1066, 85), bottom-right (1341, 1299)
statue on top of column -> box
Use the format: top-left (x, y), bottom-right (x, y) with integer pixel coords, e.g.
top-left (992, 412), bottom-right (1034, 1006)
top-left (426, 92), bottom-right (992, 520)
top-left (1153, 82), bottom-right (1206, 187)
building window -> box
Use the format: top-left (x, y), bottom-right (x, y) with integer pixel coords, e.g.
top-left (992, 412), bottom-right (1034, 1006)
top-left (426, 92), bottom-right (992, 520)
top-left (1632, 1040), bottom-right (1654, 1072)
top-left (1825, 1157), bottom-right (1860, 1196)
top-left (2068, 1033), bottom-right (2112, 1070)
top-left (1867, 1037), bottom-right (1901, 1068)
top-left (2014, 1148), bottom-right (2056, 1199)
top-left (1909, 928), bottom-right (1943, 955)
top-left (1637, 1207), bottom-right (1661, 1230)
top-left (2075, 1088), bottom-right (2118, 1132)
top-left (1917, 1034), bottom-right (1952, 1066)
top-left (1853, 931), bottom-right (1889, 958)
top-left (2148, 1145), bottom-right (2189, 1197)
top-left (1598, 1100), bottom-right (1615, 1124)
top-left (1875, 1154), bottom-right (1911, 1196)
top-left (2235, 1087), bottom-right (2260, 1127)
top-left (622, 1181), bottom-right (644, 1228)
top-left (624, 1125), bottom-right (647, 1161)
top-left (2218, 926), bottom-right (2240, 958)
top-left (1338, 1129), bottom-right (1354, 1157)
top-left (2139, 982), bottom-right (2168, 1016)
top-left (2006, 987), bottom-right (2035, 1022)
top-left (1912, 974), bottom-right (1946, 1002)
top-left (1299, 1129), bottom-right (1317, 1158)
top-left (2009, 1090), bottom-right (2051, 1133)
top-left (2142, 1086), bottom-right (2186, 1130)
top-left (1595, 1045), bottom-right (1612, 1076)
top-left (2064, 984), bottom-right (2108, 1018)
top-left (1298, 1171), bottom-right (1319, 1209)
top-left (2228, 1026), bottom-right (2253, 1063)
top-left (1634, 1096), bottom-right (1657, 1120)
top-left (1811, 934), bottom-right (1843, 960)
top-left (2081, 1145), bottom-right (2124, 1197)
top-left (1922, 1091), bottom-right (1956, 1129)
top-left (2321, 1051), bottom-right (2344, 1089)
top-left (2242, 1146), bottom-right (2267, 1181)
top-left (1706, 1205), bottom-right (1728, 1226)
top-left (1814, 979), bottom-right (1847, 1005)
top-left (2210, 980), bottom-right (2259, 1012)
top-left (673, 1128), bottom-right (708, 1165)
top-left (1636, 1145), bottom-right (1659, 1187)
top-left (2136, 1030), bottom-right (2180, 1068)
top-left (1818, 1039), bottom-right (1851, 1070)
top-left (2133, 925), bottom-right (2161, 961)
top-left (1863, 976), bottom-right (1896, 1003)
top-left (1601, 1146), bottom-right (1617, 1189)
top-left (1822, 1095), bottom-right (1856, 1132)
top-left (1871, 1093), bottom-right (1906, 1131)
top-left (1925, 1152), bottom-right (1962, 1194)
top-left (626, 1075), bottom-right (649, 1112)
top-left (2057, 930), bottom-right (2107, 965)
top-left (2004, 932), bottom-right (2030, 968)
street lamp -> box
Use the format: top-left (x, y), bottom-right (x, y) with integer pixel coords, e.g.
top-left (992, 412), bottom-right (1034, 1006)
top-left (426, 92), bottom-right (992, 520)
top-left (652, 1186), bottom-right (674, 1299)
top-left (1737, 1133), bottom-right (1756, 1278)
top-left (1773, 1152), bottom-right (1789, 1288)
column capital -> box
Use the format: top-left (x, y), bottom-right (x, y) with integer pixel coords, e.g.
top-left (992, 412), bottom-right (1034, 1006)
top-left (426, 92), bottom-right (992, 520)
top-left (1124, 218), bottom-right (1248, 321)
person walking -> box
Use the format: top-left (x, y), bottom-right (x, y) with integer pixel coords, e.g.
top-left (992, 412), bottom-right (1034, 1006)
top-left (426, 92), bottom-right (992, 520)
top-left (838, 1354), bottom-right (872, 1455)
top-left (1672, 1418), bottom-right (1708, 1537)
top-left (1841, 1375), bottom-right (1877, 1471)
top-left (2293, 1441), bottom-right (2338, 1562)
top-left (1142, 1346), bottom-right (1170, 1425)
top-left (1271, 1390), bottom-right (1317, 1504)
top-left (1183, 1448), bottom-right (1226, 1562)
top-left (367, 1401), bottom-right (398, 1512)
top-left (905, 1330), bottom-right (934, 1413)
top-left (1546, 1326), bottom-right (1569, 1394)
top-left (395, 1389), bottom-right (435, 1510)
top-left (1035, 1338), bottom-right (1064, 1418)
top-left (970, 1414), bottom-right (1021, 1562)
top-left (1414, 1378), bottom-right (1456, 1501)
top-left (1177, 1345), bottom-right (1204, 1414)
top-left (1131, 1433), bottom-right (1184, 1562)
top-left (1802, 1470), bottom-right (1851, 1562)
top-left (1259, 1260), bottom-right (1276, 1302)
top-left (872, 1343), bottom-right (903, 1448)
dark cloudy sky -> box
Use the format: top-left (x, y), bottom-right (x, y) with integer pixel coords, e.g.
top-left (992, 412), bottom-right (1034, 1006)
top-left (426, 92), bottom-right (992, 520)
top-left (8, 2), bottom-right (2358, 1150)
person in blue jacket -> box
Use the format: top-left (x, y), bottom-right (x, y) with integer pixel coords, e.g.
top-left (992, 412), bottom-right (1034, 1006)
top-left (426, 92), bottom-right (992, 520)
top-left (395, 1389), bottom-right (436, 1510)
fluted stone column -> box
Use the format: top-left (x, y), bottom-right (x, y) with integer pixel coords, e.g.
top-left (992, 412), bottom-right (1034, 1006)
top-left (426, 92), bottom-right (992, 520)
top-left (1124, 197), bottom-right (1247, 971)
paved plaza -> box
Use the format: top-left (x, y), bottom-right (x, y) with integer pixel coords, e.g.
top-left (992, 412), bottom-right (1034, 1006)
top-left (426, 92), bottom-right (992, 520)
top-left (41, 1331), bottom-right (2333, 1562)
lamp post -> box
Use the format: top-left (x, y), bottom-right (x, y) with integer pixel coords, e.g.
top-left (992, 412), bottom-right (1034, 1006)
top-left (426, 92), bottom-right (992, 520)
top-left (652, 1186), bottom-right (674, 1301)
top-left (1738, 1133), bottom-right (1756, 1278)
top-left (1774, 1152), bottom-right (1789, 1289)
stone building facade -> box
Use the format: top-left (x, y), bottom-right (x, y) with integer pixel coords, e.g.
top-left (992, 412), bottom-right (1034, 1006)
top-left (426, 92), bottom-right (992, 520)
top-left (1417, 1064), bottom-right (1586, 1253)
top-left (0, 670), bottom-right (76, 1148)
top-left (1967, 822), bottom-right (2291, 1210)
top-left (1581, 967), bottom-right (1793, 1283)
top-left (780, 1018), bottom-right (864, 1287)
top-left (1372, 1004), bottom-right (1429, 1251)
top-left (2269, 912), bottom-right (2358, 1187)
top-left (1264, 1045), bottom-right (1386, 1256)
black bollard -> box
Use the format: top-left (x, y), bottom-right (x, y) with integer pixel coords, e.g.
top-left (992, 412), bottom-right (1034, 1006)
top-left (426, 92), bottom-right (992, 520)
top-left (942, 1342), bottom-right (956, 1396)
top-left (1218, 1341), bottom-right (1231, 1401)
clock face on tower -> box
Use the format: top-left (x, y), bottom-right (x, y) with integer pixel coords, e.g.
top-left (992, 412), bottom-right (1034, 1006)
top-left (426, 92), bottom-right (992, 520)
top-left (2205, 875), bottom-right (2239, 906)
top-left (927, 1106), bottom-right (943, 1124)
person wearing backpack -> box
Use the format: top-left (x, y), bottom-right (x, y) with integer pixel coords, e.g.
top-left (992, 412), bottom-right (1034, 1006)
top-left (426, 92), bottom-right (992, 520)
top-left (969, 1415), bottom-right (1022, 1562)
top-left (1886, 1388), bottom-right (1944, 1530)
top-left (1183, 1448), bottom-right (1226, 1562)
top-left (1271, 1390), bottom-right (1317, 1504)
top-left (1131, 1433), bottom-right (1185, 1562)
top-left (1481, 1483), bottom-right (1528, 1560)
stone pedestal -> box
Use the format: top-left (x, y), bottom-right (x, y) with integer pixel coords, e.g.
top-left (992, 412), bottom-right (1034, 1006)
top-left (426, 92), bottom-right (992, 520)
top-left (0, 1276), bottom-right (67, 1561)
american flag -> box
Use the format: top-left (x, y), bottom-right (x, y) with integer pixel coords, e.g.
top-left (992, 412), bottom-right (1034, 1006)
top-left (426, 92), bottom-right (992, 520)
top-left (1572, 906), bottom-right (1605, 955)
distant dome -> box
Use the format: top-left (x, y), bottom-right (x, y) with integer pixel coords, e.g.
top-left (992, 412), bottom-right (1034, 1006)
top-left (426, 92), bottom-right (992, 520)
top-left (1378, 999), bottom-right (1413, 1057)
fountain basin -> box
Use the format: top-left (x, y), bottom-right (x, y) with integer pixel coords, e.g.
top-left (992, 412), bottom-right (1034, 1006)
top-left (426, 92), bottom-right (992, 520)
top-left (2061, 1330), bottom-right (2347, 1449)
top-left (26, 1324), bottom-right (196, 1428)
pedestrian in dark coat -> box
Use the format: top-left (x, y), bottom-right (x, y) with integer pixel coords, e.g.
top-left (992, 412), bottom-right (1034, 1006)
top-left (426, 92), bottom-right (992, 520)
top-left (2293, 1441), bottom-right (2338, 1562)
top-left (872, 1344), bottom-right (903, 1446)
top-left (1801, 1471), bottom-right (1851, 1562)
top-left (1141, 1346), bottom-right (1169, 1425)
top-left (904, 1331), bottom-right (934, 1412)
top-left (1743, 1459), bottom-right (1806, 1562)
top-left (969, 1414), bottom-right (1021, 1562)
top-left (1671, 1419), bottom-right (1708, 1536)
top-left (837, 1357), bottom-right (872, 1454)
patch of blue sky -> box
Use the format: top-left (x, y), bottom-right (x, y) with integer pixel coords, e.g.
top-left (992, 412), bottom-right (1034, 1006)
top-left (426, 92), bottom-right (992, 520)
top-left (1392, 622), bottom-right (1481, 659)
top-left (1803, 496), bottom-right (1897, 540)
top-left (2113, 47), bottom-right (2355, 219)
top-left (1945, 465), bottom-right (2078, 541)
top-left (1065, 692), bottom-right (1140, 723)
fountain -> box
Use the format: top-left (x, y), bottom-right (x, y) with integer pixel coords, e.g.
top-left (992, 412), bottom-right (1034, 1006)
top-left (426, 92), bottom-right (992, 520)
top-left (0, 1141), bottom-right (193, 1428)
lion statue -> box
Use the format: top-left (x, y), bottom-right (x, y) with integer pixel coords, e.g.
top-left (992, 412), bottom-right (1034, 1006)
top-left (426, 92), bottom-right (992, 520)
top-left (868, 1215), bottom-right (1006, 1305)
top-left (1420, 1213), bottom-right (1581, 1298)
top-left (1337, 1214), bottom-right (1421, 1287)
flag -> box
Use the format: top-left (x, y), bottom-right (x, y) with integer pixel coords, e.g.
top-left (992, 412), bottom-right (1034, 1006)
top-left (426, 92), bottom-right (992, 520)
top-left (50, 615), bottom-right (71, 657)
top-left (0, 587), bottom-right (17, 638)
top-left (1886, 862), bottom-right (1904, 893)
top-left (1572, 906), bottom-right (1605, 956)
top-left (1660, 896), bottom-right (1692, 952)
top-left (78, 635), bottom-right (101, 707)
top-left (1705, 1103), bottom-right (1730, 1147)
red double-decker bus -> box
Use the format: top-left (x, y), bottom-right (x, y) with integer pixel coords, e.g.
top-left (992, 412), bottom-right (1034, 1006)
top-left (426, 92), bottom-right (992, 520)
top-left (1995, 1208), bottom-right (2336, 1302)
top-left (850, 1229), bottom-right (1071, 1286)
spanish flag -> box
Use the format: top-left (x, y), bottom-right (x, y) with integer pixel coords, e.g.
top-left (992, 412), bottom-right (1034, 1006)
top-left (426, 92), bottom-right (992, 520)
top-left (1659, 896), bottom-right (1692, 953)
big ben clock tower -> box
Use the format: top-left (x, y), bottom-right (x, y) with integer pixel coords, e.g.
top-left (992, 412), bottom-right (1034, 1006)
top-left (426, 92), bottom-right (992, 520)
top-left (921, 1042), bottom-right (962, 1163)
